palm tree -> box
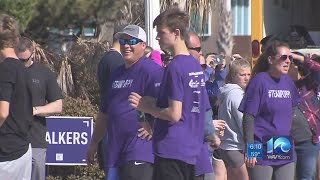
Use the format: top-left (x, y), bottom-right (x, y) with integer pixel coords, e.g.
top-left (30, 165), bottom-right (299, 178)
top-left (216, 0), bottom-right (234, 58)
top-left (112, 0), bottom-right (216, 32)
top-left (160, 0), bottom-right (216, 31)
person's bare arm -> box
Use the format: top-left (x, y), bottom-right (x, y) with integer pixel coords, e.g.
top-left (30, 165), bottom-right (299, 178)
top-left (33, 99), bottom-right (63, 116)
top-left (86, 112), bottom-right (108, 164)
top-left (148, 98), bottom-right (182, 122)
top-left (129, 93), bottom-right (182, 122)
top-left (292, 53), bottom-right (320, 72)
top-left (0, 101), bottom-right (9, 127)
top-left (138, 121), bottom-right (153, 140)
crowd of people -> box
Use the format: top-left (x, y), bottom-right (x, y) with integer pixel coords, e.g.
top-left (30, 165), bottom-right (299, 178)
top-left (1, 6), bottom-right (320, 180)
top-left (86, 7), bottom-right (320, 180)
top-left (84, 5), bottom-right (320, 180)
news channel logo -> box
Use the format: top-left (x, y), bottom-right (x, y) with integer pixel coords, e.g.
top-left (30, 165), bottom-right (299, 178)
top-left (266, 136), bottom-right (292, 160)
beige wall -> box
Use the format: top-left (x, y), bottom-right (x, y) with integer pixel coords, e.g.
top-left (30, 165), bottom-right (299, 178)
top-left (200, 3), bottom-right (221, 56)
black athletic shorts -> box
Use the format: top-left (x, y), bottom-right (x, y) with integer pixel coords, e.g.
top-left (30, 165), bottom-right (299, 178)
top-left (119, 160), bottom-right (153, 180)
top-left (153, 156), bottom-right (195, 180)
top-left (212, 148), bottom-right (223, 161)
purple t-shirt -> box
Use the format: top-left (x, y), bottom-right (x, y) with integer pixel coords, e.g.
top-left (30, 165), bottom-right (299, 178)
top-left (239, 72), bottom-right (300, 165)
top-left (195, 143), bottom-right (213, 175)
top-left (153, 55), bottom-right (210, 165)
top-left (100, 57), bottom-right (163, 167)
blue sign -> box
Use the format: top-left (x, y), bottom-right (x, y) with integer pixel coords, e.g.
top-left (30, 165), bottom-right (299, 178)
top-left (45, 116), bottom-right (93, 165)
top-left (246, 143), bottom-right (263, 158)
top-left (266, 136), bottom-right (292, 160)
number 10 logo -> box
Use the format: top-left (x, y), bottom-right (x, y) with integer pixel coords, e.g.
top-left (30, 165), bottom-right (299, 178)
top-left (267, 137), bottom-right (291, 155)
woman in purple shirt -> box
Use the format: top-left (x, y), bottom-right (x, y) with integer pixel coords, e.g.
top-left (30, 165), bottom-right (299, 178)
top-left (239, 41), bottom-right (300, 180)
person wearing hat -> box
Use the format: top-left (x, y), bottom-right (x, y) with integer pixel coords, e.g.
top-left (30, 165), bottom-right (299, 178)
top-left (86, 24), bottom-right (163, 180)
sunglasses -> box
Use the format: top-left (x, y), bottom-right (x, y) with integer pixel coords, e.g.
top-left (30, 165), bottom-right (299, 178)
top-left (188, 47), bottom-right (201, 53)
top-left (275, 55), bottom-right (293, 61)
top-left (19, 52), bottom-right (33, 62)
top-left (119, 38), bottom-right (143, 45)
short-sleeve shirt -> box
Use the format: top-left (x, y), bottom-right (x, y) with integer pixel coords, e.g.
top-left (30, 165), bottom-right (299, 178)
top-left (239, 72), bottom-right (300, 165)
top-left (153, 55), bottom-right (211, 165)
top-left (97, 49), bottom-right (124, 101)
top-left (100, 56), bottom-right (163, 167)
top-left (0, 58), bottom-right (33, 162)
top-left (27, 62), bottom-right (63, 148)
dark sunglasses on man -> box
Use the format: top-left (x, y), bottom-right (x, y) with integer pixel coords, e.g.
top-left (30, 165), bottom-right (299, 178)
top-left (119, 38), bottom-right (143, 46)
top-left (188, 46), bottom-right (201, 53)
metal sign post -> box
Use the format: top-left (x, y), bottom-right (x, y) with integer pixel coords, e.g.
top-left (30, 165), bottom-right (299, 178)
top-left (145, 0), bottom-right (161, 50)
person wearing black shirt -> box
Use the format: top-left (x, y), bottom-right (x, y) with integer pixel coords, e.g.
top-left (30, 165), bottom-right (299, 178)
top-left (16, 37), bottom-right (63, 180)
top-left (0, 13), bottom-right (34, 179)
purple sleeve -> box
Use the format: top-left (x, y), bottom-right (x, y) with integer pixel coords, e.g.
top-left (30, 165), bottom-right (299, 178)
top-left (166, 66), bottom-right (184, 102)
top-left (144, 67), bottom-right (164, 98)
top-left (238, 76), bottom-right (263, 117)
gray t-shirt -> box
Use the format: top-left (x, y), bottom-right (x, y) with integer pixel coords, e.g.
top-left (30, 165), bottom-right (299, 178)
top-left (291, 107), bottom-right (312, 143)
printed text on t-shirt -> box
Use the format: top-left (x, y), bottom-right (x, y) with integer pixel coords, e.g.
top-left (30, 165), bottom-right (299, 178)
top-left (268, 90), bottom-right (291, 98)
top-left (112, 79), bottom-right (133, 89)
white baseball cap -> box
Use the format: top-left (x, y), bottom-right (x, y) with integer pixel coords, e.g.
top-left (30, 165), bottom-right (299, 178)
top-left (114, 25), bottom-right (146, 42)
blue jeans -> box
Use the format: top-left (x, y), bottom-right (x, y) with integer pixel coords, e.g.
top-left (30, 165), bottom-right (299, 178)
top-left (295, 140), bottom-right (319, 180)
top-left (106, 168), bottom-right (119, 180)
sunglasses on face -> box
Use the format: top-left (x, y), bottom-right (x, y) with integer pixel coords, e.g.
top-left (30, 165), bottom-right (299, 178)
top-left (275, 55), bottom-right (293, 61)
top-left (19, 52), bottom-right (33, 62)
top-left (188, 47), bottom-right (201, 53)
top-left (119, 38), bottom-right (143, 45)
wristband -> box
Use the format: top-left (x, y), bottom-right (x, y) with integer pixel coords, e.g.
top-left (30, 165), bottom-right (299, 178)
top-left (34, 107), bottom-right (38, 115)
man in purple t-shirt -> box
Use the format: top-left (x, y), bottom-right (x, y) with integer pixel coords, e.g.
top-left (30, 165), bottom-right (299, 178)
top-left (86, 25), bottom-right (163, 180)
top-left (128, 8), bottom-right (210, 180)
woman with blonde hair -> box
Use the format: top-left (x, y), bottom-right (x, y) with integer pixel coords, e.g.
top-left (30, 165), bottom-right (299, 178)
top-left (218, 58), bottom-right (251, 180)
